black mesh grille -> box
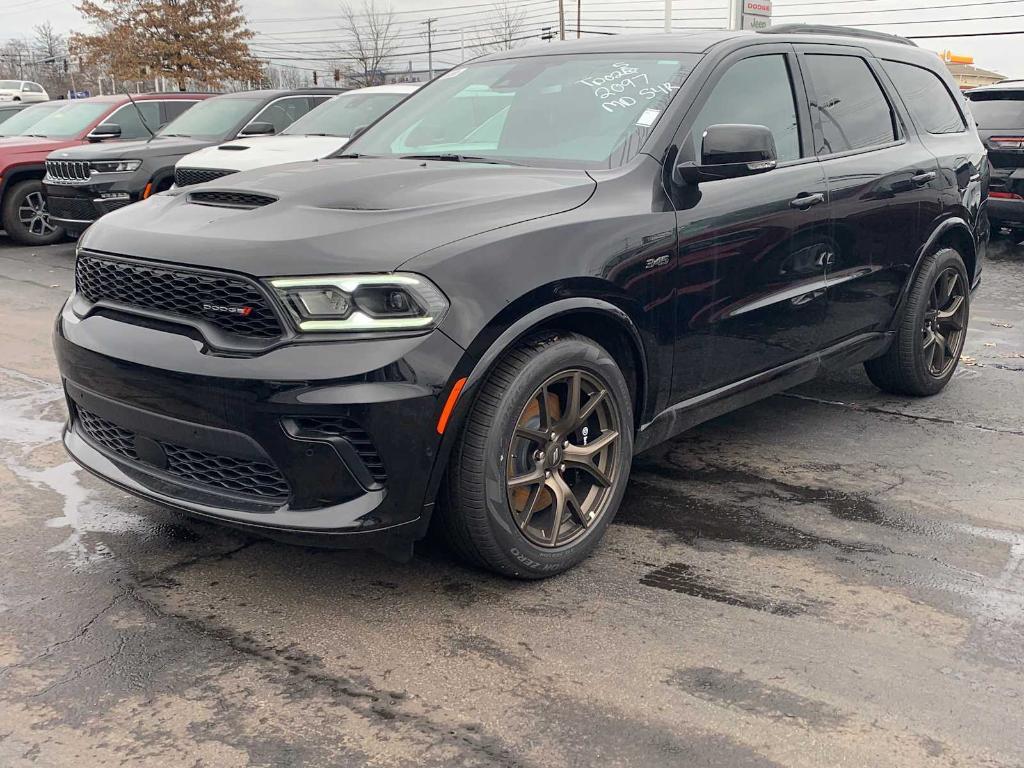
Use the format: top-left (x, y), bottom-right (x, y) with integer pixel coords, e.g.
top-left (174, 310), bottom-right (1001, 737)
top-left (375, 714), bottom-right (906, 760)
top-left (48, 196), bottom-right (98, 221)
top-left (188, 190), bottom-right (277, 209)
top-left (75, 253), bottom-right (283, 340)
top-left (174, 167), bottom-right (237, 187)
top-left (77, 408), bottom-right (138, 459)
top-left (290, 416), bottom-right (387, 483)
top-left (76, 406), bottom-right (290, 501)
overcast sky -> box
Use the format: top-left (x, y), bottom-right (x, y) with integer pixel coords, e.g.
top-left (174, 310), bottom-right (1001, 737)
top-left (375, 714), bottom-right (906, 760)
top-left (2, 0), bottom-right (1022, 78)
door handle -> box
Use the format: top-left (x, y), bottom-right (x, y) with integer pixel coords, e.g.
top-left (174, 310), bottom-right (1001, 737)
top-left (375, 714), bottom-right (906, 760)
top-left (790, 192), bottom-right (825, 210)
top-left (911, 171), bottom-right (937, 186)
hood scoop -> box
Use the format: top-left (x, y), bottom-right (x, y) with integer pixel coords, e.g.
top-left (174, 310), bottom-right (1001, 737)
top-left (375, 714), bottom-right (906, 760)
top-left (218, 144), bottom-right (250, 151)
top-left (188, 190), bottom-right (277, 210)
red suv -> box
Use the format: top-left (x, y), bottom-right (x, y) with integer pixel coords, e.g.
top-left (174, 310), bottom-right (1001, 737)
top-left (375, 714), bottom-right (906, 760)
top-left (0, 93), bottom-right (208, 245)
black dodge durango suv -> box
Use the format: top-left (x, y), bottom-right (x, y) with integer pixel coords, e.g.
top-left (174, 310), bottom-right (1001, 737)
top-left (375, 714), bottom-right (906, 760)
top-left (55, 27), bottom-right (988, 578)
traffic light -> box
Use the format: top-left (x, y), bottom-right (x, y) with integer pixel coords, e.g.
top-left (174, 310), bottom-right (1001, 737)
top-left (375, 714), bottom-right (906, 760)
top-left (334, 69), bottom-right (341, 83)
top-left (313, 70), bottom-right (318, 85)
top-left (63, 57), bottom-right (68, 73)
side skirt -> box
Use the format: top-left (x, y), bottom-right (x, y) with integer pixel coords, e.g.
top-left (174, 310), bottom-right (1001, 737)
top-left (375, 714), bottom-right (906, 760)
top-left (634, 331), bottom-right (892, 453)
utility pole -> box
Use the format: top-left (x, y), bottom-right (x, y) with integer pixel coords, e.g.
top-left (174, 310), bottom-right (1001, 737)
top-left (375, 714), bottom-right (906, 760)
top-left (422, 18), bottom-right (437, 80)
top-left (558, 0), bottom-right (565, 40)
top-left (577, 0), bottom-right (581, 38)
top-left (665, 0), bottom-right (672, 32)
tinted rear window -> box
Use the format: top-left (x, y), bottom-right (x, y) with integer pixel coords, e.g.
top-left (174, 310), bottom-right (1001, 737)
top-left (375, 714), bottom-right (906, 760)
top-left (804, 54), bottom-right (898, 154)
top-left (965, 91), bottom-right (1024, 129)
top-left (883, 60), bottom-right (966, 134)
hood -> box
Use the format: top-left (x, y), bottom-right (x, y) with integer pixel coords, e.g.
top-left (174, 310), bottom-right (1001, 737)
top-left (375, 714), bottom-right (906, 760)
top-left (81, 157), bottom-right (596, 276)
top-left (178, 135), bottom-right (348, 173)
top-left (0, 136), bottom-right (82, 164)
top-left (52, 135), bottom-right (215, 162)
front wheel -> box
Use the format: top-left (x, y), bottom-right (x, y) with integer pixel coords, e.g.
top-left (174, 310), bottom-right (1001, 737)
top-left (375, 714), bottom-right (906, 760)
top-left (2, 179), bottom-right (65, 246)
top-left (865, 247), bottom-right (970, 396)
top-left (440, 334), bottom-right (634, 578)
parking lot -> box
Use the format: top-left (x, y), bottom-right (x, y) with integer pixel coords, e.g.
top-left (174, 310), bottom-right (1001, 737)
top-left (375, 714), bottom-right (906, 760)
top-left (0, 232), bottom-right (1022, 766)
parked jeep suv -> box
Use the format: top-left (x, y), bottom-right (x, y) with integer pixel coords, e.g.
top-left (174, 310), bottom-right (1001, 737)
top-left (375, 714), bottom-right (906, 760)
top-left (56, 27), bottom-right (987, 577)
top-left (44, 88), bottom-right (341, 236)
top-left (966, 80), bottom-right (1024, 235)
top-left (0, 93), bottom-right (206, 245)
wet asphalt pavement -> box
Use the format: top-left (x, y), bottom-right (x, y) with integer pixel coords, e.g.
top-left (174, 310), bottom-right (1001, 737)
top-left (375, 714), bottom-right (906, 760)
top-left (0, 233), bottom-right (1023, 767)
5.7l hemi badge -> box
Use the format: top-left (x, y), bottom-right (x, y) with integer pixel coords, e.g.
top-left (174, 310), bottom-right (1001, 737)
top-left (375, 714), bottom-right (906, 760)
top-left (202, 303), bottom-right (253, 316)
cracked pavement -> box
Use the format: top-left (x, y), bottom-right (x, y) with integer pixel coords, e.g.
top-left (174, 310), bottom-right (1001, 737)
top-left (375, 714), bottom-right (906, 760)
top-left (0, 233), bottom-right (1022, 767)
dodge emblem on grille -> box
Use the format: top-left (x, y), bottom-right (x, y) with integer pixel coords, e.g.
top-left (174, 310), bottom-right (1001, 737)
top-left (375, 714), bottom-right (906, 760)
top-left (202, 303), bottom-right (253, 316)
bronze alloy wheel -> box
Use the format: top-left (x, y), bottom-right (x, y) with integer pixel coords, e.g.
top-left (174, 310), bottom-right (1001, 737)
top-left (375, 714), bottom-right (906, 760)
top-left (506, 369), bottom-right (622, 548)
top-left (922, 266), bottom-right (967, 378)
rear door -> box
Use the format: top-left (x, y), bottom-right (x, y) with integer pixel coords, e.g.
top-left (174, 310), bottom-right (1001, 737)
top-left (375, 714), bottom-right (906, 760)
top-left (669, 44), bottom-right (831, 400)
top-left (797, 46), bottom-right (941, 345)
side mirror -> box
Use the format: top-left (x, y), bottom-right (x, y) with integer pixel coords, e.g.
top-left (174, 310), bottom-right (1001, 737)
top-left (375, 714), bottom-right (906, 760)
top-left (239, 121), bottom-right (275, 136)
top-left (674, 123), bottom-right (777, 185)
top-left (87, 122), bottom-right (122, 141)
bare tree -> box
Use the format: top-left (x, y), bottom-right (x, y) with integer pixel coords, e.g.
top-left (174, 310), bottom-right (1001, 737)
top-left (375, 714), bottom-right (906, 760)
top-left (32, 23), bottom-right (70, 95)
top-left (338, 0), bottom-right (398, 87)
top-left (474, 0), bottom-right (527, 54)
top-left (0, 39), bottom-right (32, 80)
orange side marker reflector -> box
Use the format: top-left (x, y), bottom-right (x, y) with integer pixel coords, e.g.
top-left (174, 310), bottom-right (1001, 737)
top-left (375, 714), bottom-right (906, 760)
top-left (142, 182), bottom-right (153, 199)
top-left (437, 377), bottom-right (467, 434)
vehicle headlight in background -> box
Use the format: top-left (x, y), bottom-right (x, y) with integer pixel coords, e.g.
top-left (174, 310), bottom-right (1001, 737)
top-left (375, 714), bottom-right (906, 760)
top-left (268, 274), bottom-right (449, 332)
top-left (90, 159), bottom-right (142, 173)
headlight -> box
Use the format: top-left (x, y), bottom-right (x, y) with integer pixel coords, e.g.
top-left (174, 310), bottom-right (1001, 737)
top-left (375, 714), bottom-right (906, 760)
top-left (90, 159), bottom-right (142, 173)
top-left (269, 273), bottom-right (448, 332)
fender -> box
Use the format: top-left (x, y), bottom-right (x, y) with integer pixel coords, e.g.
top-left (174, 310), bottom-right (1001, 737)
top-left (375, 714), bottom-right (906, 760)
top-left (0, 161), bottom-right (46, 199)
top-left (889, 216), bottom-right (977, 332)
top-left (419, 297), bottom-right (648, 513)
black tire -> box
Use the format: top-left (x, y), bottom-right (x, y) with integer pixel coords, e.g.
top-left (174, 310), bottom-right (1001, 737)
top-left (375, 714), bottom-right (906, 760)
top-left (865, 247), bottom-right (970, 396)
top-left (440, 333), bottom-right (634, 579)
top-left (2, 179), bottom-right (65, 246)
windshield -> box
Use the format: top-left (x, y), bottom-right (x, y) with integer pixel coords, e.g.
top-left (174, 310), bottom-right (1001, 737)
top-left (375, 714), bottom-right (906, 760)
top-left (19, 101), bottom-right (110, 138)
top-left (157, 96), bottom-right (263, 138)
top-left (283, 91), bottom-right (409, 137)
top-left (0, 80), bottom-right (21, 90)
top-left (966, 92), bottom-right (1024, 129)
top-left (0, 101), bottom-right (64, 136)
top-left (347, 53), bottom-right (700, 169)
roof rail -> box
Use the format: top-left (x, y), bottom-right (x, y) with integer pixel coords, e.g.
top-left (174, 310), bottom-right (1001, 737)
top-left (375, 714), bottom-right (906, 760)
top-left (759, 24), bottom-right (918, 47)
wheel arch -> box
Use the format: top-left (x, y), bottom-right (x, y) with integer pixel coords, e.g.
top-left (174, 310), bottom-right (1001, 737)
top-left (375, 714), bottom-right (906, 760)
top-left (0, 163), bottom-right (46, 201)
top-left (420, 296), bottom-right (649, 514)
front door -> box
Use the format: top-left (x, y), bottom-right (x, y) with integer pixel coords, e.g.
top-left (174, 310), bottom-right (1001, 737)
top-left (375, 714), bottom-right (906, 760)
top-left (670, 46), bottom-right (832, 401)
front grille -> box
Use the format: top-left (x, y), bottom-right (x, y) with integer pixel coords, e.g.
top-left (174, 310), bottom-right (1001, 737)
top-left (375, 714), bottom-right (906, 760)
top-left (95, 197), bottom-right (133, 215)
top-left (290, 416), bottom-right (387, 483)
top-left (46, 159), bottom-right (91, 182)
top-left (174, 167), bottom-right (237, 187)
top-left (75, 253), bottom-right (284, 340)
top-left (76, 406), bottom-right (290, 501)
top-left (188, 190), bottom-right (277, 210)
top-left (48, 196), bottom-right (98, 221)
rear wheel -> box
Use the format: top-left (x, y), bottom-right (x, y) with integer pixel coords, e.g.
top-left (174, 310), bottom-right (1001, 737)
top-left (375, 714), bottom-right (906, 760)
top-left (2, 179), bottom-right (65, 246)
top-left (865, 247), bottom-right (969, 396)
top-left (440, 334), bottom-right (633, 578)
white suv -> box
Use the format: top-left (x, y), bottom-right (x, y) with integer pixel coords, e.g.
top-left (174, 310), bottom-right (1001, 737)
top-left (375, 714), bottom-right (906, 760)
top-left (174, 84), bottom-right (418, 186)
top-left (0, 80), bottom-right (49, 103)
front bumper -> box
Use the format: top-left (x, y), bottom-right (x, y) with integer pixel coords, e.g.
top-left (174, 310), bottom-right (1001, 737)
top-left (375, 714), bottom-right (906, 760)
top-left (44, 176), bottom-right (144, 230)
top-left (54, 298), bottom-right (466, 548)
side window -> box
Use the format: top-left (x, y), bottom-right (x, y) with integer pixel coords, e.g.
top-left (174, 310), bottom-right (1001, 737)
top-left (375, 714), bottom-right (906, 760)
top-left (690, 54), bottom-right (802, 163)
top-left (162, 100), bottom-right (198, 126)
top-left (881, 60), bottom-right (966, 134)
top-left (28, 83), bottom-right (44, 93)
top-left (252, 97), bottom-right (311, 133)
top-left (109, 102), bottom-right (161, 139)
top-left (803, 54), bottom-right (898, 155)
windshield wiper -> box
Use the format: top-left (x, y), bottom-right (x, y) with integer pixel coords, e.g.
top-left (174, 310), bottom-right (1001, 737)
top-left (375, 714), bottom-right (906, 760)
top-left (400, 153), bottom-right (522, 166)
